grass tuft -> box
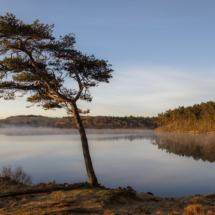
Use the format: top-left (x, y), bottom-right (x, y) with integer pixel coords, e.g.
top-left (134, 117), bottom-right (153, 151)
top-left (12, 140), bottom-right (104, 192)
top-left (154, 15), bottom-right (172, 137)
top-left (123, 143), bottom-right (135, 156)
top-left (9, 201), bottom-right (17, 207)
top-left (183, 204), bottom-right (204, 215)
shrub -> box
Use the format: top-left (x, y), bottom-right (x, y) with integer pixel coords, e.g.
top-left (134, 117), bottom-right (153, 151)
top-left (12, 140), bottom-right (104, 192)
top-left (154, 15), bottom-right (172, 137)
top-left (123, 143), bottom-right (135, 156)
top-left (1, 165), bottom-right (32, 185)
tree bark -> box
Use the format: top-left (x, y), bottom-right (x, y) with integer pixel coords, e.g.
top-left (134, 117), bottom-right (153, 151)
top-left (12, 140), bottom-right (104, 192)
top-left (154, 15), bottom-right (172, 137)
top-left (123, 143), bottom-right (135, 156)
top-left (71, 102), bottom-right (98, 186)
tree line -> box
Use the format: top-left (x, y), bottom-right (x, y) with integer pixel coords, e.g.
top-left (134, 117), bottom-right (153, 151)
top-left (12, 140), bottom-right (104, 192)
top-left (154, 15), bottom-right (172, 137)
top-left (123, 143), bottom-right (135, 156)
top-left (155, 101), bottom-right (215, 133)
top-left (0, 115), bottom-right (156, 129)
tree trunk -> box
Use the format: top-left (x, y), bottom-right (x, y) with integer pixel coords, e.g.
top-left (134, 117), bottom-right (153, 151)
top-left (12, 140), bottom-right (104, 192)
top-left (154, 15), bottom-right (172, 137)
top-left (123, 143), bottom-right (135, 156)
top-left (70, 102), bottom-right (98, 186)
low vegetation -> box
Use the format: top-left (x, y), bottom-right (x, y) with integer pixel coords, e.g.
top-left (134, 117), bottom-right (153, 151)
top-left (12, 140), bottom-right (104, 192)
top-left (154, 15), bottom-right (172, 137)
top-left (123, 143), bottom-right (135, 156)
top-left (0, 182), bottom-right (215, 214)
top-left (0, 165), bottom-right (32, 194)
top-left (1, 165), bottom-right (32, 186)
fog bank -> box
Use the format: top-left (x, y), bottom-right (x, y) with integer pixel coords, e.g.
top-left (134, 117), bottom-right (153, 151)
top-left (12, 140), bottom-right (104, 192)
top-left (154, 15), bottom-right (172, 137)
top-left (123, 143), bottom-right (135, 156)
top-left (0, 126), bottom-right (153, 136)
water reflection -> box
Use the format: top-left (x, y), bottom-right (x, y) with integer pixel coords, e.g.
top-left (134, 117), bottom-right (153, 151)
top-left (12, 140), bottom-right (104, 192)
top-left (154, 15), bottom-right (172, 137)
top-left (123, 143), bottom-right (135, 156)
top-left (0, 128), bottom-right (215, 197)
top-left (152, 133), bottom-right (215, 163)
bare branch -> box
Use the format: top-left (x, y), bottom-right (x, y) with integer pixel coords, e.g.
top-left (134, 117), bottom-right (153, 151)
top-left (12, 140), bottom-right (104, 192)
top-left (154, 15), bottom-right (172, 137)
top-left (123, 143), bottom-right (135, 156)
top-left (72, 63), bottom-right (82, 90)
top-left (74, 86), bottom-right (84, 102)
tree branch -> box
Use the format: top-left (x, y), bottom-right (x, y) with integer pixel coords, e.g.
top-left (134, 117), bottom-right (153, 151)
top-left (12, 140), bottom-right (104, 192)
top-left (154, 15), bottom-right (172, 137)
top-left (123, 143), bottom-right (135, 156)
top-left (74, 86), bottom-right (84, 102)
top-left (27, 52), bottom-right (72, 103)
top-left (72, 63), bottom-right (82, 90)
top-left (46, 92), bottom-right (65, 102)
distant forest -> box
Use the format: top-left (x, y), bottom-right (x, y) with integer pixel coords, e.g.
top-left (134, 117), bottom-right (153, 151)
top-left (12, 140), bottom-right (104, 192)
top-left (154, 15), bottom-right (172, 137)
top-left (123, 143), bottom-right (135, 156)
top-left (155, 101), bottom-right (215, 133)
top-left (2, 101), bottom-right (215, 133)
top-left (0, 115), bottom-right (156, 129)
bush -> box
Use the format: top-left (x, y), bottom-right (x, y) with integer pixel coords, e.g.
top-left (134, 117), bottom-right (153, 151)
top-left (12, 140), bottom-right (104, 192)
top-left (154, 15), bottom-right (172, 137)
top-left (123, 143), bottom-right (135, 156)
top-left (1, 165), bottom-right (32, 185)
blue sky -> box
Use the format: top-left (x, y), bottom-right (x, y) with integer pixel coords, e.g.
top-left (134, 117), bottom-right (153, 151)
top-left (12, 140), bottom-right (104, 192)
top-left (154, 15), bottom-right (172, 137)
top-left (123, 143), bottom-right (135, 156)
top-left (0, 0), bottom-right (215, 118)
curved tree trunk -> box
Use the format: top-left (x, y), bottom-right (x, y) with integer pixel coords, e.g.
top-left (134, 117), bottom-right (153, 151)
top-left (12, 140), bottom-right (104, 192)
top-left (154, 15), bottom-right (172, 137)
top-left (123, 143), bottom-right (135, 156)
top-left (70, 102), bottom-right (98, 186)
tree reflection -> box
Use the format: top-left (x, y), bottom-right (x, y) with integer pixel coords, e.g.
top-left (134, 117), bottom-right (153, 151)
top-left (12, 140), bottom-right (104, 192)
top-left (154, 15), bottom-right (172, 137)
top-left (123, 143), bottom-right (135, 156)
top-left (151, 133), bottom-right (215, 162)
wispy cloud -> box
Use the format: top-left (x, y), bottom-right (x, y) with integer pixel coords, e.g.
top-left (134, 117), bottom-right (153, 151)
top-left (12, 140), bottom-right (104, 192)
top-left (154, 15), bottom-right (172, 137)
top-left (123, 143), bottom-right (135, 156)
top-left (0, 66), bottom-right (215, 118)
top-left (76, 66), bottom-right (215, 116)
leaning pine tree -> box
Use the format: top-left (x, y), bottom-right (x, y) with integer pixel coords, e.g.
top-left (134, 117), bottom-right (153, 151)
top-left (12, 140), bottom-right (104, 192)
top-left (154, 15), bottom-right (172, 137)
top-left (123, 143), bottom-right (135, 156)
top-left (0, 13), bottom-right (113, 186)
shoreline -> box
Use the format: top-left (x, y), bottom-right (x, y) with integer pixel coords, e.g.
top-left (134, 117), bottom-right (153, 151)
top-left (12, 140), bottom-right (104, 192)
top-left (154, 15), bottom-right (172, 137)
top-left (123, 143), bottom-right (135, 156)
top-left (154, 129), bottom-right (215, 134)
top-left (0, 181), bottom-right (215, 214)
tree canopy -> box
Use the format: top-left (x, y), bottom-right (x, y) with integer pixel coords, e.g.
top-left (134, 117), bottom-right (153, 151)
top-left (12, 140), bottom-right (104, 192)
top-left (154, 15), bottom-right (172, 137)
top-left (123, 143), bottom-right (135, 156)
top-left (0, 13), bottom-right (113, 114)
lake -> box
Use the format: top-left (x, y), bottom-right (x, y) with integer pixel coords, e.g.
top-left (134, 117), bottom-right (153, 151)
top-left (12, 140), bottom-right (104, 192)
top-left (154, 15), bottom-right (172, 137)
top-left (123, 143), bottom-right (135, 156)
top-left (0, 127), bottom-right (215, 198)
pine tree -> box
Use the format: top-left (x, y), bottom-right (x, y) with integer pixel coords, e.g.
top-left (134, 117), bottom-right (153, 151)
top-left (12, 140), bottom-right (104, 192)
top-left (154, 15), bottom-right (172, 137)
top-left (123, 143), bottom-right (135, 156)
top-left (0, 13), bottom-right (113, 186)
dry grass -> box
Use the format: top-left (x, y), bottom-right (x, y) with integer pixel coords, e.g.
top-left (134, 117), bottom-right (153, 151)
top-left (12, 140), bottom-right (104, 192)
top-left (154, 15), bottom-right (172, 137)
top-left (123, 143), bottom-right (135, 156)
top-left (9, 201), bottom-right (17, 207)
top-left (103, 209), bottom-right (116, 214)
top-left (156, 211), bottom-right (164, 215)
top-left (0, 165), bottom-right (32, 194)
top-left (0, 176), bottom-right (30, 194)
top-left (204, 194), bottom-right (215, 199)
top-left (183, 204), bottom-right (204, 215)
top-left (190, 197), bottom-right (204, 204)
top-left (173, 210), bottom-right (180, 215)
top-left (21, 197), bottom-right (28, 203)
top-left (0, 183), bottom-right (214, 214)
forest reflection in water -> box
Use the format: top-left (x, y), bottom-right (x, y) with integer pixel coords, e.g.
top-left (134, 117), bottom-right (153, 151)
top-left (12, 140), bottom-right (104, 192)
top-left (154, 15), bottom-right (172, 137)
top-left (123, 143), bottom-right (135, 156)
top-left (87, 131), bottom-right (215, 163)
top-left (151, 132), bottom-right (215, 163)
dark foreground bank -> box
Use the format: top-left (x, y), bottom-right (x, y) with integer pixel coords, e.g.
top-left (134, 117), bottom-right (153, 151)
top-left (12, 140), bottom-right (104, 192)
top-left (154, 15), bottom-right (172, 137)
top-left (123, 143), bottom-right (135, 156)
top-left (0, 178), bottom-right (214, 215)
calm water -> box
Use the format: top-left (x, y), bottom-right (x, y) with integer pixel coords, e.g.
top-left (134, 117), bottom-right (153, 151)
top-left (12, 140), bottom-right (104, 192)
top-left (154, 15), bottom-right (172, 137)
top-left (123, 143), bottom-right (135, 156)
top-left (0, 128), bottom-right (215, 198)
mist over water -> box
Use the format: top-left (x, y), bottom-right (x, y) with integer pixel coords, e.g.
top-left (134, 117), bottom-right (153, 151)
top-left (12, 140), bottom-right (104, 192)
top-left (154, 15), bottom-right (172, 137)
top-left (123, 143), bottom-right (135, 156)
top-left (0, 126), bottom-right (154, 136)
top-left (0, 126), bottom-right (78, 136)
top-left (0, 127), bottom-right (215, 197)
